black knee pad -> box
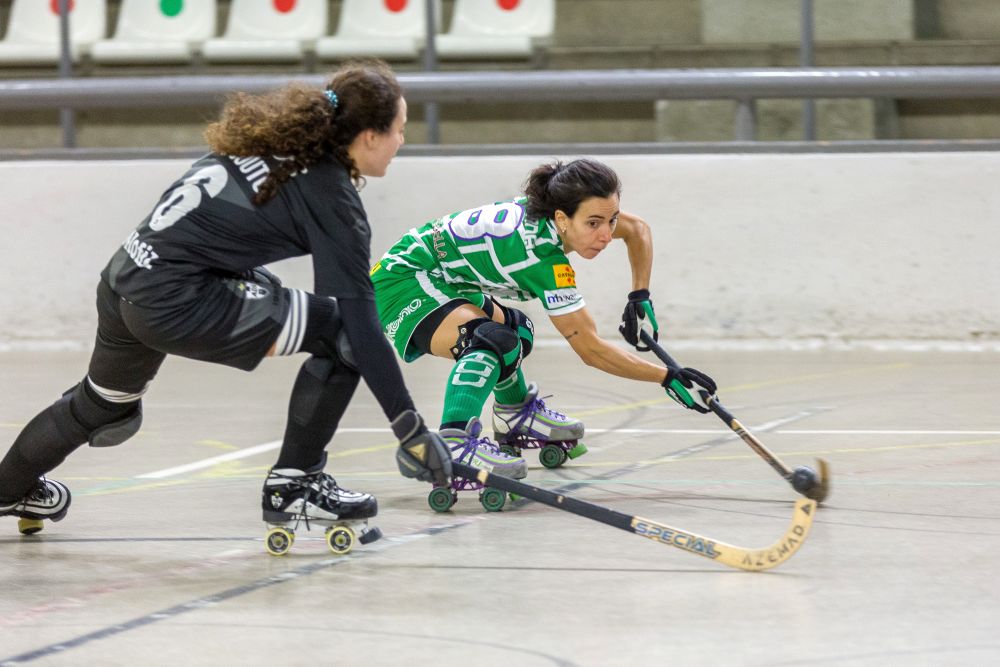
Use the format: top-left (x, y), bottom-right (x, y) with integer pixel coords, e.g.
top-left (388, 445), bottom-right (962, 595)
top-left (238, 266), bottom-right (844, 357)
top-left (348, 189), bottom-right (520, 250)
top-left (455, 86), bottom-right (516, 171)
top-left (300, 295), bottom-right (357, 371)
top-left (68, 381), bottom-right (143, 448)
top-left (451, 318), bottom-right (523, 381)
top-left (13, 381), bottom-right (141, 462)
top-left (501, 306), bottom-right (535, 359)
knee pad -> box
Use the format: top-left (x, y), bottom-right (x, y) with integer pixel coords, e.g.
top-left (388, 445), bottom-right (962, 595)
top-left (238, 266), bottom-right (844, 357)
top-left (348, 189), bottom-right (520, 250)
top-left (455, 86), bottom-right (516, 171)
top-left (300, 295), bottom-right (357, 371)
top-left (501, 306), bottom-right (535, 359)
top-left (40, 381), bottom-right (142, 451)
top-left (452, 318), bottom-right (522, 381)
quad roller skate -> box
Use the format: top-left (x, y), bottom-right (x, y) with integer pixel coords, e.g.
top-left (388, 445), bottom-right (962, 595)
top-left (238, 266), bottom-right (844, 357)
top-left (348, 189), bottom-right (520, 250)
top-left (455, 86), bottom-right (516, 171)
top-left (427, 418), bottom-right (526, 513)
top-left (0, 476), bottom-right (71, 536)
top-left (262, 454), bottom-right (381, 556)
top-left (492, 382), bottom-right (587, 469)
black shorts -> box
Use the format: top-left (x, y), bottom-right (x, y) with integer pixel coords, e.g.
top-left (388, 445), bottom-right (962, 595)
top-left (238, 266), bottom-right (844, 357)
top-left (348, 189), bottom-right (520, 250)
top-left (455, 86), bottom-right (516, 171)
top-left (87, 276), bottom-right (293, 395)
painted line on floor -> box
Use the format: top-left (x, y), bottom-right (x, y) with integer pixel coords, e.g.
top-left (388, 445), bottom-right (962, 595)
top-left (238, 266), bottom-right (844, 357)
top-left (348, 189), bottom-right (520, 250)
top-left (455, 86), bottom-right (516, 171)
top-left (135, 426), bottom-right (1000, 480)
top-left (0, 518), bottom-right (483, 664)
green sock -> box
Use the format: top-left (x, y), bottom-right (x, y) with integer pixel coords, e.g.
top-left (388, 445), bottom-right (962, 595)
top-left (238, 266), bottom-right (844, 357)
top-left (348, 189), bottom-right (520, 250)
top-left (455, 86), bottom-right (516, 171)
top-left (440, 350), bottom-right (500, 429)
top-left (493, 368), bottom-right (528, 405)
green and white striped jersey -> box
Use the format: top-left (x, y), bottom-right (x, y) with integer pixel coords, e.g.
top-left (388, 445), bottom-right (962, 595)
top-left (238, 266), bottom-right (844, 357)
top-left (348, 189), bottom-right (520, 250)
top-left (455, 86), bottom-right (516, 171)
top-left (375, 198), bottom-right (585, 315)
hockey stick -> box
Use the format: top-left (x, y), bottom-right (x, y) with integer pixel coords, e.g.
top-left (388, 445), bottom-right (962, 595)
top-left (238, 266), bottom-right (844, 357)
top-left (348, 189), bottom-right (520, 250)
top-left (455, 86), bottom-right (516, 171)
top-left (451, 462), bottom-right (815, 572)
top-left (639, 330), bottom-right (830, 503)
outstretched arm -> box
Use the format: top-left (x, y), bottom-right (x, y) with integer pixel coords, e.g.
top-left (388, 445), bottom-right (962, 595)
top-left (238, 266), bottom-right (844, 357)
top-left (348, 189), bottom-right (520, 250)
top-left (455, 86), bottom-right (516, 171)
top-left (550, 306), bottom-right (718, 413)
top-left (550, 306), bottom-right (666, 383)
top-left (613, 211), bottom-right (660, 349)
top-left (612, 211), bottom-right (653, 291)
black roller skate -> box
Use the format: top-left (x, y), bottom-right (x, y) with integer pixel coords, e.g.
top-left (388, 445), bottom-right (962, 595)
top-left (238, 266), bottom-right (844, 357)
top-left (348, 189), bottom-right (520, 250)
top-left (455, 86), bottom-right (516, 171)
top-left (427, 418), bottom-right (526, 513)
top-left (262, 453), bottom-right (381, 556)
top-left (0, 476), bottom-right (71, 536)
top-left (492, 382), bottom-right (587, 469)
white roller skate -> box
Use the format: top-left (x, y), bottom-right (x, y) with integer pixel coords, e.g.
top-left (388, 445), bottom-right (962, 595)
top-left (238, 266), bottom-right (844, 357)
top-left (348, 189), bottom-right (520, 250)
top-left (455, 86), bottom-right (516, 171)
top-left (427, 418), bottom-right (526, 513)
top-left (262, 453), bottom-right (381, 556)
top-left (0, 476), bottom-right (71, 536)
top-left (493, 382), bottom-right (587, 469)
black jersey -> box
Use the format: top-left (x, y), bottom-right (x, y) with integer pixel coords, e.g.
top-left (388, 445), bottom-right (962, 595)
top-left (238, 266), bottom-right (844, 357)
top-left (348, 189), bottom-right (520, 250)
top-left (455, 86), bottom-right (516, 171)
top-left (102, 153), bottom-right (374, 306)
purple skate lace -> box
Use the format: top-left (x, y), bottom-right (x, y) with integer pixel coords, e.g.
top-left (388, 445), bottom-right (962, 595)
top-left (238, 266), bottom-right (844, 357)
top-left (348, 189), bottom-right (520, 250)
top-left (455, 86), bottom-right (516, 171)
top-left (444, 426), bottom-right (510, 493)
top-left (502, 393), bottom-right (566, 439)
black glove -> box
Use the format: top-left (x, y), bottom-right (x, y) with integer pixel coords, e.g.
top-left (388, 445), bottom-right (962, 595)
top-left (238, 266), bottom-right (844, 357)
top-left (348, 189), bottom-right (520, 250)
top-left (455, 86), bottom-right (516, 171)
top-left (391, 410), bottom-right (452, 486)
top-left (240, 266), bottom-right (282, 287)
top-left (619, 289), bottom-right (659, 351)
top-left (662, 367), bottom-right (717, 414)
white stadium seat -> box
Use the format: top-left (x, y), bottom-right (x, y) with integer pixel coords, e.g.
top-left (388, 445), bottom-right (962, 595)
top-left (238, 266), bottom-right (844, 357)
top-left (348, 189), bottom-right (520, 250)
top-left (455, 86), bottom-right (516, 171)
top-left (202, 0), bottom-right (327, 63)
top-left (0, 0), bottom-right (106, 65)
top-left (91, 0), bottom-right (217, 64)
top-left (317, 0), bottom-right (440, 60)
top-left (436, 0), bottom-right (554, 59)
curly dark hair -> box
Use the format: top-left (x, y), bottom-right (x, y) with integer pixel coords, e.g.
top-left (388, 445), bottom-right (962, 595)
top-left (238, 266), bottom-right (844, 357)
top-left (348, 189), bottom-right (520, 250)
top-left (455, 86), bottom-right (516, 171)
top-left (204, 59), bottom-right (402, 204)
top-left (523, 159), bottom-right (622, 221)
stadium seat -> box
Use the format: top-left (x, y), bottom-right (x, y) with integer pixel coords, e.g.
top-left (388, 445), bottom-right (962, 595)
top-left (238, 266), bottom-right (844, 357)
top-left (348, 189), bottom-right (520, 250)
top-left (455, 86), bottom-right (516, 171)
top-left (317, 0), bottom-right (440, 60)
top-left (91, 0), bottom-right (217, 64)
top-left (436, 0), bottom-right (554, 59)
top-left (202, 0), bottom-right (327, 63)
top-left (0, 0), bottom-right (105, 64)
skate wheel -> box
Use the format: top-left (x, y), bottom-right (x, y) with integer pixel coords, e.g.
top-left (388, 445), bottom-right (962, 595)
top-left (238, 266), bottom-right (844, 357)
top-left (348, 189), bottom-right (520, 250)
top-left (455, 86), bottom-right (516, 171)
top-left (359, 526), bottom-right (383, 545)
top-left (498, 444), bottom-right (520, 458)
top-left (327, 525), bottom-right (356, 555)
top-left (17, 518), bottom-right (44, 536)
top-left (480, 487), bottom-right (506, 512)
top-left (265, 527), bottom-right (294, 556)
top-left (539, 444), bottom-right (568, 469)
top-left (566, 442), bottom-right (588, 459)
top-left (428, 487), bottom-right (456, 513)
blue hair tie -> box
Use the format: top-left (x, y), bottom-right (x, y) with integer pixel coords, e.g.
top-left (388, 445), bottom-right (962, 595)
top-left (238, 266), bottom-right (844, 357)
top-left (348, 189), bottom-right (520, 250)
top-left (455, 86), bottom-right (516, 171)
top-left (325, 89), bottom-right (339, 110)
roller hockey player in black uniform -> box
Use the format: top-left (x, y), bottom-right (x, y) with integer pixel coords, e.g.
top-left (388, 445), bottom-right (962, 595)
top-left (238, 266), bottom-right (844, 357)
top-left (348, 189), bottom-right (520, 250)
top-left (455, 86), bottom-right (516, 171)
top-left (0, 60), bottom-right (451, 556)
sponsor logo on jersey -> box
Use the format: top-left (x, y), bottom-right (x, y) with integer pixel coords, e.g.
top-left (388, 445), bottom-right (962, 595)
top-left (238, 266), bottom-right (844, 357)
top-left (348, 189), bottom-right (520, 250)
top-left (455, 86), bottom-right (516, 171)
top-left (229, 155), bottom-right (271, 193)
top-left (543, 288), bottom-right (581, 308)
top-left (239, 282), bottom-right (269, 299)
top-left (552, 263), bottom-right (576, 288)
top-left (370, 261), bottom-right (382, 276)
top-left (123, 230), bottom-right (158, 270)
top-left (432, 220), bottom-right (447, 259)
top-left (386, 299), bottom-right (423, 342)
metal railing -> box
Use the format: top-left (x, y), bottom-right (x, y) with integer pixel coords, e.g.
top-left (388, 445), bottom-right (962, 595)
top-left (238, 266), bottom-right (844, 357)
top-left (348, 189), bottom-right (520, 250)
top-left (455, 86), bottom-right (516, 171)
top-left (4, 66), bottom-right (1000, 143)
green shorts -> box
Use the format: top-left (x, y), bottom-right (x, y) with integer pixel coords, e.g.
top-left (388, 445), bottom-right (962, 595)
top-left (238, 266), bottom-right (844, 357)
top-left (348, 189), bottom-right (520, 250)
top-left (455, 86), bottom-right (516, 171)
top-left (372, 266), bottom-right (487, 362)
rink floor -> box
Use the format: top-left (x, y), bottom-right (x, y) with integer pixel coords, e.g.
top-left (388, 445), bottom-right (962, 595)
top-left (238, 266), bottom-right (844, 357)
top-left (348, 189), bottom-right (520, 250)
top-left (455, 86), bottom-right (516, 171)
top-left (1, 345), bottom-right (999, 666)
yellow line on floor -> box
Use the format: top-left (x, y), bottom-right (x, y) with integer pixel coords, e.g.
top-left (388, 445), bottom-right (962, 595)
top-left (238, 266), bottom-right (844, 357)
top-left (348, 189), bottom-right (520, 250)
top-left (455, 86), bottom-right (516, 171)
top-left (574, 362), bottom-right (912, 417)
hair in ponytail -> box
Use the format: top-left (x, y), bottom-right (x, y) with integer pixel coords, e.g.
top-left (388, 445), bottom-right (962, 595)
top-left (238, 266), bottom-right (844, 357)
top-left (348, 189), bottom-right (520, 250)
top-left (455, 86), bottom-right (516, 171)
top-left (523, 159), bottom-right (621, 221)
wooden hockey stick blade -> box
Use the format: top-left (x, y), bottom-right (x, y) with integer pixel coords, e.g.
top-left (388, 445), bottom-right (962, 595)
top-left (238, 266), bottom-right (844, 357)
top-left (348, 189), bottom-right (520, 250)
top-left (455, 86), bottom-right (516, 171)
top-left (451, 462), bottom-right (816, 572)
top-left (804, 458), bottom-right (831, 503)
top-left (638, 330), bottom-right (833, 504)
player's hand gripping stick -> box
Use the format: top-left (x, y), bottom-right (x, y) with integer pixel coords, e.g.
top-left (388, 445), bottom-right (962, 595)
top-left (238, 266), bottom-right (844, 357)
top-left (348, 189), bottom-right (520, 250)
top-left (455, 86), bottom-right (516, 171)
top-left (638, 330), bottom-right (830, 503)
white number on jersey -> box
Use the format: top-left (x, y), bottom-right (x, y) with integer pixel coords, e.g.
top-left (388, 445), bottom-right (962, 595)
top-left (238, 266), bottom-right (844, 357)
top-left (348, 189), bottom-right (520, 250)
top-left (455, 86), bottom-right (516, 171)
top-left (149, 164), bottom-right (229, 231)
top-left (448, 202), bottom-right (524, 241)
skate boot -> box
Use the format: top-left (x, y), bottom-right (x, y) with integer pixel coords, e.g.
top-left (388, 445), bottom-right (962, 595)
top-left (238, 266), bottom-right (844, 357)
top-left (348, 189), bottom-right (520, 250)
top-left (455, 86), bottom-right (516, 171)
top-left (261, 453), bottom-right (381, 556)
top-left (493, 382), bottom-right (587, 469)
top-left (427, 418), bottom-right (526, 513)
top-left (0, 476), bottom-right (71, 536)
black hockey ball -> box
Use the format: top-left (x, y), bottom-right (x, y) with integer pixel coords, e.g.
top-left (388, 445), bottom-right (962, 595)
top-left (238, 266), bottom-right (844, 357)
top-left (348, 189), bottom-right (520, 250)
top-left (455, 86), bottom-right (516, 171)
top-left (790, 466), bottom-right (818, 493)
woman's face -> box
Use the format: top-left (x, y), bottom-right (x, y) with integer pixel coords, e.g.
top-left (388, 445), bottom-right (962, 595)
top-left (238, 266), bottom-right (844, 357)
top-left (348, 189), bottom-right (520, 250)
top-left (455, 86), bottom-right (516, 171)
top-left (555, 194), bottom-right (619, 259)
top-left (351, 97), bottom-right (407, 178)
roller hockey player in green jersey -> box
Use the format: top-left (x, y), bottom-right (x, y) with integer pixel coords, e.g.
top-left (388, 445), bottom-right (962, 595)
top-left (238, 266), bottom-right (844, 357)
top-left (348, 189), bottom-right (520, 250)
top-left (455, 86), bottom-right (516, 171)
top-left (372, 159), bottom-right (717, 511)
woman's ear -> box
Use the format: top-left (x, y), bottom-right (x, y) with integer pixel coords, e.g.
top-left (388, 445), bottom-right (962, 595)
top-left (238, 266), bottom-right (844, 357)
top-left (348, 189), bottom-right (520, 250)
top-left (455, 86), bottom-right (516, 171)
top-left (554, 210), bottom-right (569, 234)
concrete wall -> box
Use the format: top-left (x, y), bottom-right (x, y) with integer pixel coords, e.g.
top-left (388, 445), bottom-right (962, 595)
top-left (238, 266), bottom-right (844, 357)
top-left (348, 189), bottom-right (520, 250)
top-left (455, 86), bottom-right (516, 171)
top-left (1, 153), bottom-right (998, 349)
top-left (702, 0), bottom-right (915, 42)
